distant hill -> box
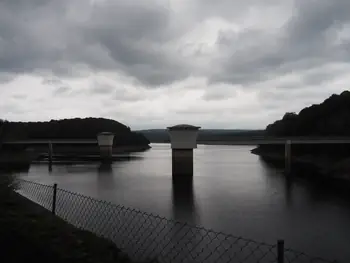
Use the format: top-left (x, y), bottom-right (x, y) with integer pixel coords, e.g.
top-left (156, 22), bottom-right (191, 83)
top-left (254, 90), bottom-right (350, 182)
top-left (257, 90), bottom-right (350, 157)
top-left (0, 118), bottom-right (150, 147)
top-left (265, 90), bottom-right (350, 137)
top-left (138, 129), bottom-right (265, 143)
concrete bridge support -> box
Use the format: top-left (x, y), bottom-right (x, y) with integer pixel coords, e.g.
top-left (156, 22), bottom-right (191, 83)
top-left (97, 132), bottom-right (115, 163)
top-left (167, 124), bottom-right (200, 177)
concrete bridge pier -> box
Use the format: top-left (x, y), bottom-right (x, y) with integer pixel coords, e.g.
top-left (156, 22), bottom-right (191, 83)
top-left (97, 132), bottom-right (115, 163)
top-left (285, 140), bottom-right (292, 176)
top-left (167, 124), bottom-right (200, 177)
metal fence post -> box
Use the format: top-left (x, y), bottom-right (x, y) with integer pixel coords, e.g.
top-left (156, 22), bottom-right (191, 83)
top-left (277, 240), bottom-right (284, 263)
top-left (52, 183), bottom-right (57, 215)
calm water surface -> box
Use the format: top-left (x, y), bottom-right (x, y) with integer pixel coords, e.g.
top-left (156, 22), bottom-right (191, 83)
top-left (17, 143), bottom-right (350, 262)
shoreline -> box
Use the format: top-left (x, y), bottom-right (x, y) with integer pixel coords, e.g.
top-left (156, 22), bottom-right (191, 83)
top-left (0, 144), bottom-right (151, 169)
top-left (251, 147), bottom-right (350, 187)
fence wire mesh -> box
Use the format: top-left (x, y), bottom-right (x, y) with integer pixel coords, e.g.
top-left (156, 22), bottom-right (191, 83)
top-left (16, 179), bottom-right (337, 263)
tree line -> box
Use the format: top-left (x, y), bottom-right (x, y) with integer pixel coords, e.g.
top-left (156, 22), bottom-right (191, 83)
top-left (265, 90), bottom-right (350, 137)
top-left (0, 118), bottom-right (150, 147)
top-left (258, 90), bottom-right (350, 157)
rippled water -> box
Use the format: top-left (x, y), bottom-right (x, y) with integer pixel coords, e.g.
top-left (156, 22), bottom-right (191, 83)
top-left (16, 143), bottom-right (350, 262)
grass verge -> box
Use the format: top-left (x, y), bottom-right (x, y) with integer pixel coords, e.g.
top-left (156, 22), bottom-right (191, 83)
top-left (0, 173), bottom-right (132, 263)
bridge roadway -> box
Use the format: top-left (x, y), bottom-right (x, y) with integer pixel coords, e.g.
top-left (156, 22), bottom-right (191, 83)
top-left (3, 137), bottom-right (350, 145)
top-left (3, 140), bottom-right (99, 145)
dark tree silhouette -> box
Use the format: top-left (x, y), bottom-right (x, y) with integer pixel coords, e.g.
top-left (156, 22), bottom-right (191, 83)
top-left (0, 118), bottom-right (150, 147)
top-left (257, 90), bottom-right (350, 158)
top-left (265, 91), bottom-right (350, 137)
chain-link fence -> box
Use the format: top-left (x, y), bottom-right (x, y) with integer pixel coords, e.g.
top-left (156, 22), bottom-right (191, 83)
top-left (16, 179), bottom-right (338, 263)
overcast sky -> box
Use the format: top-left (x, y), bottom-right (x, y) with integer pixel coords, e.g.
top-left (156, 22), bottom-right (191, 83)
top-left (1, 0), bottom-right (350, 130)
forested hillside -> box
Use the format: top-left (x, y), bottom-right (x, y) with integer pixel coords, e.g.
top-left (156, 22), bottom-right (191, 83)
top-left (265, 91), bottom-right (350, 137)
top-left (0, 118), bottom-right (150, 147)
top-left (253, 91), bottom-right (350, 181)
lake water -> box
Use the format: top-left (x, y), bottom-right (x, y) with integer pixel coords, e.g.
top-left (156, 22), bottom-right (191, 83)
top-left (17, 143), bottom-right (350, 262)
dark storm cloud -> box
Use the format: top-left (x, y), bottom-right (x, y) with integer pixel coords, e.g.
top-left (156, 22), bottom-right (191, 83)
top-left (0, 0), bottom-right (190, 86)
top-left (0, 1), bottom-right (68, 74)
top-left (1, 0), bottom-right (350, 91)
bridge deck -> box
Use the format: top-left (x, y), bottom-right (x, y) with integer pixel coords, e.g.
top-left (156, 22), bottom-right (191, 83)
top-left (199, 139), bottom-right (350, 145)
top-left (3, 140), bottom-right (98, 145)
top-left (2, 138), bottom-right (350, 146)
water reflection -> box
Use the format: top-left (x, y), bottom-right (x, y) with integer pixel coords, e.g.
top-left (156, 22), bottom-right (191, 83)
top-left (2, 165), bottom-right (30, 176)
top-left (114, 154), bottom-right (144, 162)
top-left (16, 144), bottom-right (350, 262)
top-left (172, 176), bottom-right (199, 225)
top-left (97, 162), bottom-right (115, 190)
top-left (98, 162), bottom-right (113, 174)
top-left (285, 177), bottom-right (293, 207)
top-left (258, 157), bottom-right (296, 207)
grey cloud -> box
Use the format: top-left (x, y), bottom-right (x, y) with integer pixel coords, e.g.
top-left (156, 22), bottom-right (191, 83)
top-left (88, 81), bottom-right (143, 101)
top-left (114, 92), bottom-right (143, 102)
top-left (2, 0), bottom-right (349, 90)
top-left (0, 103), bottom-right (25, 114)
top-left (276, 82), bottom-right (300, 90)
top-left (210, 0), bottom-right (350, 87)
top-left (202, 89), bottom-right (237, 101)
top-left (53, 86), bottom-right (71, 95)
top-left (2, 0), bottom-right (350, 130)
top-left (0, 1), bottom-right (67, 74)
top-left (12, 94), bottom-right (27, 100)
top-left (0, 73), bottom-right (16, 84)
top-left (42, 77), bottom-right (65, 87)
top-left (192, 0), bottom-right (282, 23)
top-left (0, 0), bottom-right (190, 86)
top-left (302, 71), bottom-right (337, 86)
top-left (286, 0), bottom-right (350, 43)
top-left (89, 85), bottom-right (114, 95)
top-left (257, 87), bottom-right (343, 116)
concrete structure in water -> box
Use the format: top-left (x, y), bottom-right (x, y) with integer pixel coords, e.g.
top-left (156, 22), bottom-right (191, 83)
top-left (97, 132), bottom-right (115, 162)
top-left (167, 124), bottom-right (200, 177)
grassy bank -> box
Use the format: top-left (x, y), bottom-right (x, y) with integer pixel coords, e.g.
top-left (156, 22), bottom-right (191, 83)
top-left (0, 174), bottom-right (131, 263)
